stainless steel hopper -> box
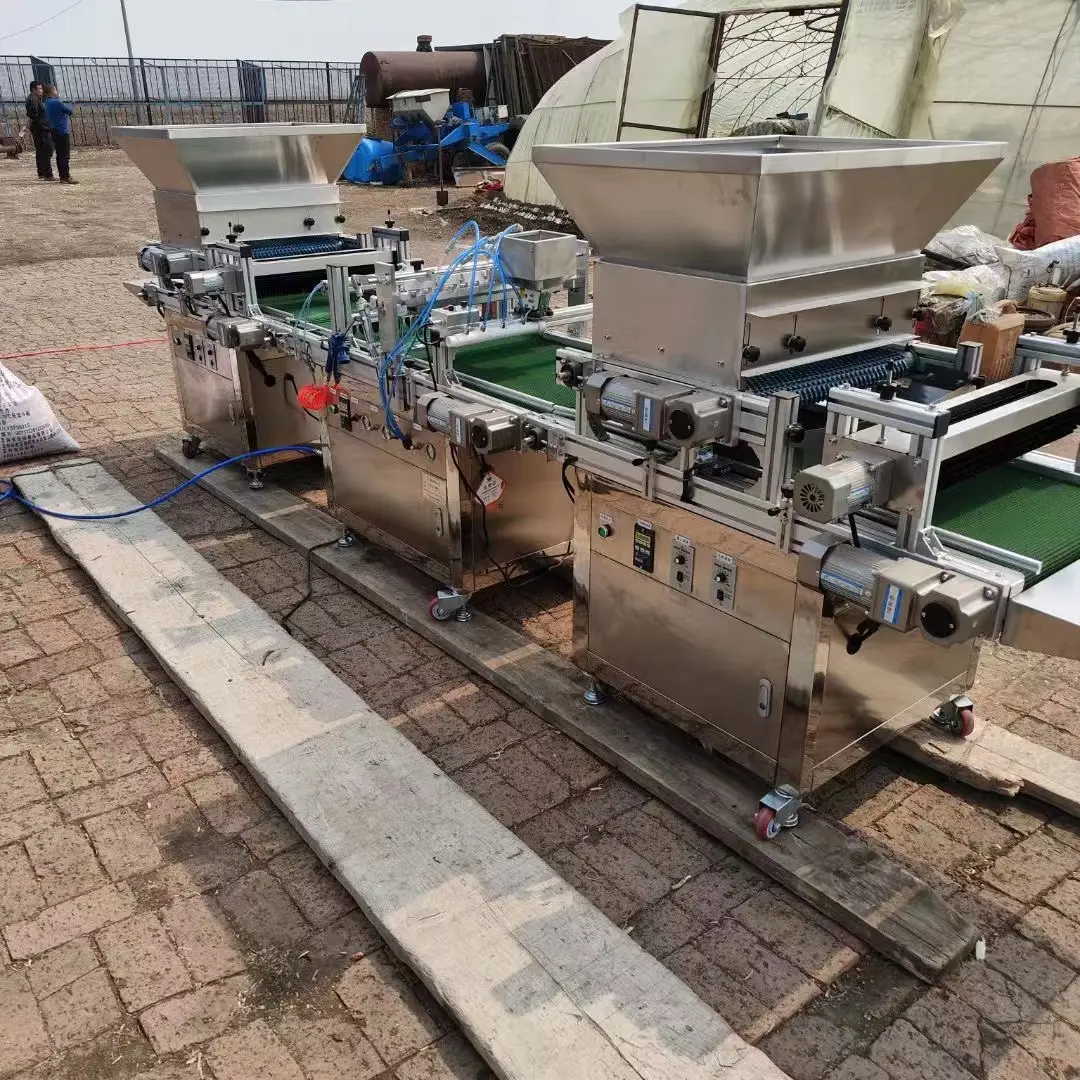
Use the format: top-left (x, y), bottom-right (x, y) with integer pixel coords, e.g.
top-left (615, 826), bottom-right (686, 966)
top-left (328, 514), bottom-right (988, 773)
top-left (532, 136), bottom-right (1006, 280)
top-left (114, 123), bottom-right (365, 245)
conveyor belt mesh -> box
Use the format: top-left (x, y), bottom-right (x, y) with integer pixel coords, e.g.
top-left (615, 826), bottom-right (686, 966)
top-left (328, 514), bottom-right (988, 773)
top-left (452, 337), bottom-right (577, 410)
top-left (247, 236), bottom-right (351, 260)
top-left (262, 292), bottom-right (334, 328)
top-left (933, 464), bottom-right (1080, 582)
top-left (743, 346), bottom-right (914, 402)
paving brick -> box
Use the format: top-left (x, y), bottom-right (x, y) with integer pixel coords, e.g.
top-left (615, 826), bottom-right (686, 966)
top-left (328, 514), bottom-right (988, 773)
top-left (218, 870), bottom-right (310, 947)
top-left (983, 931), bottom-right (1075, 1004)
top-left (128, 709), bottom-right (201, 762)
top-left (454, 762), bottom-right (535, 827)
top-left (0, 754), bottom-right (46, 813)
top-left (139, 974), bottom-right (251, 1053)
top-left (402, 701), bottom-right (471, 748)
top-left (512, 807), bottom-right (584, 856)
top-left (1016, 905), bottom-right (1080, 969)
top-left (671, 861), bottom-right (767, 923)
top-left (869, 1018), bottom-right (974, 1080)
top-left (546, 848), bottom-right (639, 926)
top-left (141, 788), bottom-right (206, 855)
top-left (1044, 876), bottom-right (1080, 923)
top-left (1051, 977), bottom-right (1080, 1028)
top-left (24, 823), bottom-right (106, 904)
top-left (186, 771), bottom-right (262, 836)
top-left (628, 893), bottom-right (706, 958)
top-left (275, 1013), bottom-right (385, 1080)
top-left (96, 912), bottom-right (191, 1010)
top-left (135, 841), bottom-right (252, 907)
top-left (84, 807), bottom-right (163, 880)
top-left (573, 834), bottom-right (672, 904)
top-left (639, 798), bottom-right (728, 862)
top-left (0, 842), bottom-right (44, 924)
top-left (487, 743), bottom-right (568, 813)
top-left (902, 786), bottom-right (1014, 856)
top-left (825, 1056), bottom-right (889, 1080)
top-left (396, 1031), bottom-right (493, 1080)
top-left (240, 816), bottom-right (300, 862)
top-left (269, 848), bottom-right (355, 928)
top-left (0, 629), bottom-right (43, 667)
top-left (427, 721), bottom-right (520, 773)
top-left (729, 890), bottom-right (859, 985)
top-left (207, 1019), bottom-right (306, 1080)
top-left (25, 937), bottom-right (98, 999)
top-left (903, 988), bottom-right (989, 1075)
top-left (161, 895), bottom-right (245, 983)
top-left (56, 764), bottom-right (167, 822)
top-left (336, 953), bottom-right (444, 1064)
top-left (64, 607), bottom-right (124, 642)
top-left (80, 722), bottom-right (152, 780)
top-left (92, 655), bottom-right (154, 697)
top-left (605, 806), bottom-right (711, 881)
top-left (562, 774), bottom-right (649, 828)
top-left (331, 643), bottom-right (395, 688)
top-left (948, 883), bottom-right (1025, 932)
top-left (1011, 1008), bottom-right (1080, 1078)
top-left (761, 1013), bottom-right (856, 1080)
top-left (822, 766), bottom-right (920, 829)
top-left (871, 805), bottom-right (976, 889)
top-left (161, 745), bottom-right (234, 787)
top-left (40, 967), bottom-right (121, 1049)
top-left (523, 731), bottom-right (608, 794)
top-left (45, 662), bottom-right (108, 707)
top-left (0, 799), bottom-right (61, 847)
top-left (27, 720), bottom-right (101, 796)
top-left (945, 958), bottom-right (1045, 1027)
top-left (0, 968), bottom-right (51, 1076)
top-left (0, 688), bottom-right (60, 731)
top-left (25, 618), bottom-right (84, 657)
top-left (985, 832), bottom-right (1080, 902)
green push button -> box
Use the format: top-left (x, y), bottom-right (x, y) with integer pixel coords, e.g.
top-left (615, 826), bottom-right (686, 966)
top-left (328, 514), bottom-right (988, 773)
top-left (597, 524), bottom-right (613, 539)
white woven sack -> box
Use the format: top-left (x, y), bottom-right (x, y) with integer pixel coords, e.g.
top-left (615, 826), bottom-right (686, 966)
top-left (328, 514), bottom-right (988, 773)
top-left (0, 363), bottom-right (79, 465)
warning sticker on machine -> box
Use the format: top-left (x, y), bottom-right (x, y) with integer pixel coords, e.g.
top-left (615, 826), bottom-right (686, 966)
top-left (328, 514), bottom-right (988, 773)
top-left (882, 583), bottom-right (904, 627)
top-left (421, 473), bottom-right (444, 506)
top-left (475, 471), bottom-right (506, 509)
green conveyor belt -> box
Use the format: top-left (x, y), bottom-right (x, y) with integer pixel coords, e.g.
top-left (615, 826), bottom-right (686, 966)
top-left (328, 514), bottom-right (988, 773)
top-left (933, 464), bottom-right (1080, 582)
top-left (452, 337), bottom-right (576, 411)
top-left (263, 292), bottom-right (334, 329)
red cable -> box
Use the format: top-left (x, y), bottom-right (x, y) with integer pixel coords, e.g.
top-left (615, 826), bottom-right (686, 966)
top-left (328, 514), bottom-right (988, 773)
top-left (0, 337), bottom-right (166, 362)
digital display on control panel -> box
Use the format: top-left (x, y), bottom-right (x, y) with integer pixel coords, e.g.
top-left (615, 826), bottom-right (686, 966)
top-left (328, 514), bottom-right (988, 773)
top-left (632, 520), bottom-right (656, 572)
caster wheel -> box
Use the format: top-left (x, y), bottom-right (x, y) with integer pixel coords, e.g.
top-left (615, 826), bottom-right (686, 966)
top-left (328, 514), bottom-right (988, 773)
top-left (754, 806), bottom-right (782, 841)
top-left (429, 597), bottom-right (452, 622)
top-left (950, 707), bottom-right (976, 738)
top-left (181, 438), bottom-right (201, 460)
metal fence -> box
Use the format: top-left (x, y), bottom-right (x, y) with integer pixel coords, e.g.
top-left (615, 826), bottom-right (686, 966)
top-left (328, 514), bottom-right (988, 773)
top-left (0, 55), bottom-right (363, 147)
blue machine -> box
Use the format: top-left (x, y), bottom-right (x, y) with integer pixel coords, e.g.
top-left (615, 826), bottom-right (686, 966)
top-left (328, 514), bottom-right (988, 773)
top-left (343, 89), bottom-right (512, 186)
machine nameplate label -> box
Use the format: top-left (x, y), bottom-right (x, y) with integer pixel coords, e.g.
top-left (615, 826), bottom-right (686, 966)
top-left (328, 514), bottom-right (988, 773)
top-left (599, 512), bottom-right (614, 526)
top-left (640, 397), bottom-right (653, 435)
top-left (882, 584), bottom-right (904, 627)
top-left (675, 534), bottom-right (692, 546)
top-left (421, 473), bottom-right (444, 506)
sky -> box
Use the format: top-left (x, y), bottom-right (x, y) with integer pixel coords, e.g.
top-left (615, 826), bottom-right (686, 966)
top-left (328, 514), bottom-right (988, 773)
top-left (0, 0), bottom-right (627, 60)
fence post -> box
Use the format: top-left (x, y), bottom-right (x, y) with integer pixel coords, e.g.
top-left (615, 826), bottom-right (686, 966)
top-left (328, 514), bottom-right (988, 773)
top-left (139, 59), bottom-right (153, 124)
top-left (326, 62), bottom-right (334, 122)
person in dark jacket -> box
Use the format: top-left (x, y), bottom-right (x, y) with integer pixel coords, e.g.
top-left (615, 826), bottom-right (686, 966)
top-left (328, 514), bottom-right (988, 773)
top-left (24, 80), bottom-right (54, 180)
top-left (42, 84), bottom-right (77, 184)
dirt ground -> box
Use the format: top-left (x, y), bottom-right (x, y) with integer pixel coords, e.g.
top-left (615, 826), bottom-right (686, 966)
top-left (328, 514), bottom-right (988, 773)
top-left (2, 147), bottom-right (1080, 1080)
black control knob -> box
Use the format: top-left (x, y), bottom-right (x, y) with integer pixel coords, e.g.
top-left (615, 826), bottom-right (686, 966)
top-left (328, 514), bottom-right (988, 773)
top-left (784, 334), bottom-right (807, 353)
top-left (334, 214), bottom-right (346, 224)
top-left (780, 481), bottom-right (795, 499)
top-left (877, 382), bottom-right (898, 400)
top-left (411, 259), bottom-right (424, 272)
top-left (1066, 329), bottom-right (1080, 346)
top-left (742, 345), bottom-right (761, 363)
top-left (199, 227), bottom-right (210, 237)
top-left (303, 217), bottom-right (315, 229)
top-left (233, 224), bottom-right (245, 234)
top-left (785, 423), bottom-right (805, 445)
top-left (873, 315), bottom-right (893, 332)
top-left (225, 233), bottom-right (237, 243)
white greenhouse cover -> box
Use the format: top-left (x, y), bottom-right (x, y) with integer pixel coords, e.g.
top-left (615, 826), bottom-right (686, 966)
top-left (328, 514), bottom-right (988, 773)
top-left (505, 0), bottom-right (1080, 237)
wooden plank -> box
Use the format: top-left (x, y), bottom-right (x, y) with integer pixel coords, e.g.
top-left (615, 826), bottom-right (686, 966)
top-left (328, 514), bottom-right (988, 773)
top-left (154, 450), bottom-right (979, 982)
top-left (895, 719), bottom-right (1080, 816)
top-left (15, 462), bottom-right (787, 1080)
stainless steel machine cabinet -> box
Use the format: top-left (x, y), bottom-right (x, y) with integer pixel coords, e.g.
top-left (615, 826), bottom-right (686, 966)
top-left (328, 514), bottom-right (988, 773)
top-left (116, 123), bottom-right (402, 484)
top-left (532, 135), bottom-right (1080, 839)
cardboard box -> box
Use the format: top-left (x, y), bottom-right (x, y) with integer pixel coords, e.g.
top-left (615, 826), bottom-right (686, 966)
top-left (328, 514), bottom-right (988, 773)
top-left (958, 311), bottom-right (1027, 383)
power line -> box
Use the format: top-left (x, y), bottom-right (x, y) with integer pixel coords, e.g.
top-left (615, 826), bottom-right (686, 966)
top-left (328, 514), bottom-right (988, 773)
top-left (0, 0), bottom-right (91, 44)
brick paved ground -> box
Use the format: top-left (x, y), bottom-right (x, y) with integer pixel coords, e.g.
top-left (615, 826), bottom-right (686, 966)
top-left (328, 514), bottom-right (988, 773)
top-left (2, 150), bottom-right (1080, 1080)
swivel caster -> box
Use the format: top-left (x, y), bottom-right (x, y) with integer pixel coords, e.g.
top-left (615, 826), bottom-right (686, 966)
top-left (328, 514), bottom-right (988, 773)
top-left (429, 588), bottom-right (471, 623)
top-left (247, 470), bottom-right (264, 491)
top-left (337, 530), bottom-right (356, 549)
top-left (583, 680), bottom-right (606, 706)
top-left (931, 695), bottom-right (976, 739)
top-left (181, 435), bottom-right (202, 460)
top-left (754, 785), bottom-right (801, 841)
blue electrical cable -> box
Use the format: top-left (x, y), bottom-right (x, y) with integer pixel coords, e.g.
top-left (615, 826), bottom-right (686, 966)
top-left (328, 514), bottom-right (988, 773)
top-left (0, 446), bottom-right (319, 522)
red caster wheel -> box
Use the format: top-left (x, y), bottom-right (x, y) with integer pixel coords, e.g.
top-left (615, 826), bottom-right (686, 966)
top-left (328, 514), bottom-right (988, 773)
top-left (754, 806), bottom-right (782, 841)
top-left (429, 596), bottom-right (452, 621)
top-left (181, 437), bottom-right (201, 460)
top-left (950, 707), bottom-right (976, 738)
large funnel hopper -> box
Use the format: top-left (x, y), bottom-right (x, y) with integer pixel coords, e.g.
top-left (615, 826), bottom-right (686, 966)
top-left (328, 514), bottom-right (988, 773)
top-left (533, 136), bottom-right (1006, 280)
top-left (113, 123), bottom-right (365, 194)
top-left (113, 123), bottom-right (366, 245)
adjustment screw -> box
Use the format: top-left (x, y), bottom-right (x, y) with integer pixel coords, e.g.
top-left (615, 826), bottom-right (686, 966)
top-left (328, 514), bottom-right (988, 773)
top-left (784, 334), bottom-right (807, 353)
top-left (785, 423), bottom-right (805, 445)
top-left (742, 345), bottom-right (761, 363)
top-left (874, 315), bottom-right (892, 331)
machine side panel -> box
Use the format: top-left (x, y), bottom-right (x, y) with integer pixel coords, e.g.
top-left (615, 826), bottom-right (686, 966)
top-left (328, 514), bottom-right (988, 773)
top-left (240, 349), bottom-right (323, 449)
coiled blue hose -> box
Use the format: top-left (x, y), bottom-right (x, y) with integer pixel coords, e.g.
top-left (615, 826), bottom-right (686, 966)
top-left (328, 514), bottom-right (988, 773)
top-left (0, 446), bottom-right (319, 522)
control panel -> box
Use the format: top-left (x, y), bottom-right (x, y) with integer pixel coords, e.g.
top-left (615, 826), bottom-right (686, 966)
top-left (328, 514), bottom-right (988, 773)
top-left (171, 327), bottom-right (219, 373)
top-left (710, 552), bottom-right (737, 614)
top-left (670, 536), bottom-right (694, 593)
top-left (632, 519), bottom-right (656, 572)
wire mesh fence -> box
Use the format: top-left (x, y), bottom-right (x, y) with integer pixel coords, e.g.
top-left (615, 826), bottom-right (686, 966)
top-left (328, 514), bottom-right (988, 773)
top-left (0, 55), bottom-right (363, 147)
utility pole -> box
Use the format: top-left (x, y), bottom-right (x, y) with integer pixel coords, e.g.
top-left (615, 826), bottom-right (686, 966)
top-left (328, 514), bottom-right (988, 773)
top-left (119, 0), bottom-right (141, 115)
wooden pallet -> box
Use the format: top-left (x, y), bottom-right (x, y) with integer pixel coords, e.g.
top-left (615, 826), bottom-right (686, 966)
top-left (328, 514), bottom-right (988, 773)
top-left (153, 446), bottom-right (983, 982)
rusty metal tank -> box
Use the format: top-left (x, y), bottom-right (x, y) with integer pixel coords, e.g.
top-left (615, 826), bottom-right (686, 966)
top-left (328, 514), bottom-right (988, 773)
top-left (360, 50), bottom-right (487, 107)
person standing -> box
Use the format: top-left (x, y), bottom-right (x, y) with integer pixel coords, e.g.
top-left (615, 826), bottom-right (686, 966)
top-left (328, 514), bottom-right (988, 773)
top-left (42, 85), bottom-right (77, 185)
top-left (24, 81), bottom-right (54, 180)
